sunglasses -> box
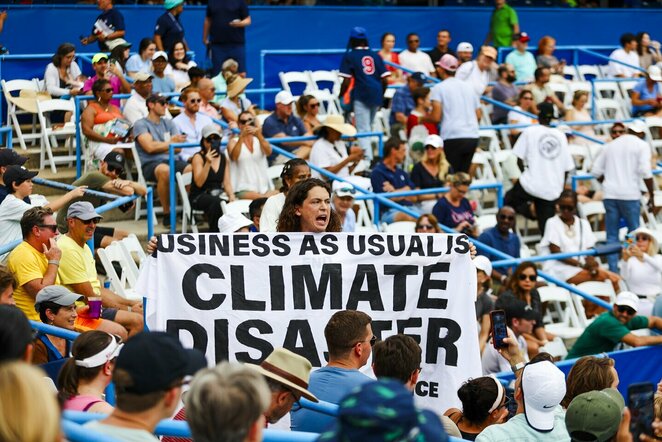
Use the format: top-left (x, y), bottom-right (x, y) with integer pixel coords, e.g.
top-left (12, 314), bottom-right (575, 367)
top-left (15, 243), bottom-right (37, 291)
top-left (518, 274), bottom-right (537, 282)
top-left (189, 99), bottom-right (202, 103)
top-left (498, 396), bottom-right (511, 410)
top-left (409, 39), bottom-right (420, 43)
top-left (498, 214), bottom-right (515, 221)
top-left (559, 204), bottom-right (575, 212)
top-left (102, 88), bottom-right (113, 93)
top-left (417, 224), bottom-right (435, 230)
top-left (309, 103), bottom-right (320, 108)
top-left (350, 335), bottom-right (377, 347)
top-left (611, 130), bottom-right (625, 135)
top-left (635, 235), bottom-right (650, 241)
top-left (616, 305), bottom-right (636, 315)
top-left (38, 224), bottom-right (58, 232)
top-left (521, 96), bottom-right (533, 100)
top-left (78, 217), bottom-right (101, 225)
top-left (239, 118), bottom-right (254, 124)
top-left (155, 100), bottom-right (167, 106)
top-left (108, 164), bottom-right (123, 175)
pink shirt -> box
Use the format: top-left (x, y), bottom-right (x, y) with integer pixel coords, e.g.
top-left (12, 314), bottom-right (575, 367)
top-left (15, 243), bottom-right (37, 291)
top-left (200, 101), bottom-right (219, 119)
top-left (83, 75), bottom-right (123, 108)
top-left (64, 394), bottom-right (107, 412)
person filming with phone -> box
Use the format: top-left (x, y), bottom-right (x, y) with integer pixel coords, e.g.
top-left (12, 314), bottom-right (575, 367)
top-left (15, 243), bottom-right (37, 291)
top-left (190, 125), bottom-right (234, 232)
top-left (481, 297), bottom-right (535, 375)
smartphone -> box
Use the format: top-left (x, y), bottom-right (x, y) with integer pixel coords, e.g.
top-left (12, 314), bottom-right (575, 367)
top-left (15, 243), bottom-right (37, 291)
top-left (490, 310), bottom-right (508, 349)
top-left (622, 232), bottom-right (634, 250)
top-left (628, 382), bottom-right (655, 440)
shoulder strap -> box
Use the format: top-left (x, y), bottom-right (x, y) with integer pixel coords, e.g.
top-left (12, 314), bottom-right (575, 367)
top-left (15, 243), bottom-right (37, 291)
top-left (82, 400), bottom-right (104, 412)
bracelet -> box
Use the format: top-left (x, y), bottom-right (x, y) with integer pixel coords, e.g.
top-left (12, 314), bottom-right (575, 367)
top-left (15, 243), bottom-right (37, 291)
top-left (511, 362), bottom-right (526, 373)
top-left (48, 260), bottom-right (60, 266)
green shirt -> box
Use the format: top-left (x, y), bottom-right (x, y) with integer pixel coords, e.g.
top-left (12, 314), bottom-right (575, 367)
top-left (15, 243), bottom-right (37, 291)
top-left (56, 171), bottom-right (110, 233)
top-left (566, 311), bottom-right (649, 359)
top-left (490, 4), bottom-right (518, 48)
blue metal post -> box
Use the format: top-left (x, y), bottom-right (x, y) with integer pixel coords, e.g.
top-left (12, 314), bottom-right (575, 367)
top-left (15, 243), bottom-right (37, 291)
top-left (169, 144), bottom-right (176, 233)
top-left (147, 187), bottom-right (154, 239)
top-left (378, 133), bottom-right (384, 158)
top-left (75, 96), bottom-right (82, 178)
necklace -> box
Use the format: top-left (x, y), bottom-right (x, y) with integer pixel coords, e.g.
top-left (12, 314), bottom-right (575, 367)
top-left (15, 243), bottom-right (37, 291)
top-left (563, 219), bottom-right (576, 238)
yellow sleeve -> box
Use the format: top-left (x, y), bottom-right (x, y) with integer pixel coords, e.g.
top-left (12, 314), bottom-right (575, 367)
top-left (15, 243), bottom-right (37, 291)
top-left (57, 238), bottom-right (90, 285)
top-left (8, 245), bottom-right (46, 287)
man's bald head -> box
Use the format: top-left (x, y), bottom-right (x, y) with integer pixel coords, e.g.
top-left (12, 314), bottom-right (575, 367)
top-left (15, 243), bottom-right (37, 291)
top-left (197, 78), bottom-right (216, 102)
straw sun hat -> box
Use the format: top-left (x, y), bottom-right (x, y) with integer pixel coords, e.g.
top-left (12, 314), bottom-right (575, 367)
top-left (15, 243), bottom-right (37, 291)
top-left (226, 76), bottom-right (253, 99)
top-left (313, 114), bottom-right (357, 137)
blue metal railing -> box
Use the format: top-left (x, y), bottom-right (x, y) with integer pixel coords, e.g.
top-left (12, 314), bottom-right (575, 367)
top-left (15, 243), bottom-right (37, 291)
top-left (0, 125), bottom-right (12, 148)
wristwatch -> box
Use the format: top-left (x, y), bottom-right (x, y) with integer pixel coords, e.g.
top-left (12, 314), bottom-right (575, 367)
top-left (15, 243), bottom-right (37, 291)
top-left (511, 362), bottom-right (526, 373)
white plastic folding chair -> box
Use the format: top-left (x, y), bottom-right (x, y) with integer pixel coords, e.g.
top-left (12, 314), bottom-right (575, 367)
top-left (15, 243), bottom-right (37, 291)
top-left (118, 233), bottom-right (147, 285)
top-left (382, 221), bottom-right (416, 233)
top-left (97, 242), bottom-right (141, 301)
top-left (1, 78), bottom-right (42, 150)
top-left (548, 82), bottom-right (571, 107)
top-left (576, 280), bottom-right (617, 304)
top-left (475, 214), bottom-right (497, 232)
top-left (577, 65), bottom-right (602, 81)
top-left (594, 81), bottom-right (622, 100)
top-left (537, 285), bottom-right (585, 340)
top-left (175, 172), bottom-right (204, 233)
top-left (267, 164), bottom-right (284, 187)
top-left (578, 200), bottom-right (606, 241)
top-left (539, 337), bottom-right (568, 360)
top-left (307, 70), bottom-right (341, 96)
top-left (594, 98), bottom-right (627, 122)
top-left (36, 99), bottom-right (77, 173)
top-left (278, 71), bottom-right (315, 100)
top-left (562, 65), bottom-right (580, 81)
top-left (221, 199), bottom-right (253, 217)
top-left (645, 117), bottom-right (662, 156)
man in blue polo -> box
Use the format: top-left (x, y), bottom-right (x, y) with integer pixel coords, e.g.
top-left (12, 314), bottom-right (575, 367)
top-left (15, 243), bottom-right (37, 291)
top-left (477, 205), bottom-right (520, 282)
top-left (154, 0), bottom-right (187, 53)
top-left (390, 72), bottom-right (425, 136)
top-left (80, 0), bottom-right (126, 52)
top-left (370, 138), bottom-right (417, 223)
top-left (338, 27), bottom-right (390, 161)
top-left (262, 90), bottom-right (313, 164)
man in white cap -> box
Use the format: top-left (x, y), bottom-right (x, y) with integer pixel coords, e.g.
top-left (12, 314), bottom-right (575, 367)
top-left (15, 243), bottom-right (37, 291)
top-left (331, 181), bottom-right (357, 233)
top-left (477, 358), bottom-right (569, 441)
top-left (262, 90), bottom-right (313, 163)
top-left (151, 51), bottom-right (175, 93)
top-left (631, 65), bottom-right (662, 117)
top-left (456, 42), bottom-right (474, 64)
top-left (430, 54), bottom-right (481, 174)
top-left (591, 120), bottom-right (654, 272)
top-left (456, 45), bottom-right (497, 97)
top-left (567, 291), bottom-right (662, 359)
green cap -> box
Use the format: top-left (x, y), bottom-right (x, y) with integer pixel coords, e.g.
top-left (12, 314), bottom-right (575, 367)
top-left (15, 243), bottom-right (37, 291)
top-left (565, 388), bottom-right (625, 442)
top-left (92, 53), bottom-right (109, 64)
top-left (164, 0), bottom-right (183, 9)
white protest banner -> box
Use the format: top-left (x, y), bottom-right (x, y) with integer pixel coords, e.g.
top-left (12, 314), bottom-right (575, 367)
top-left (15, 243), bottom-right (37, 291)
top-left (140, 232), bottom-right (481, 411)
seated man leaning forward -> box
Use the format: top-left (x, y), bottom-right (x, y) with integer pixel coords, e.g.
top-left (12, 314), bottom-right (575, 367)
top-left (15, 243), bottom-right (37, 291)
top-left (262, 90), bottom-right (314, 163)
top-left (58, 202), bottom-right (144, 338)
top-left (566, 291), bottom-right (662, 359)
top-left (6, 207), bottom-right (126, 339)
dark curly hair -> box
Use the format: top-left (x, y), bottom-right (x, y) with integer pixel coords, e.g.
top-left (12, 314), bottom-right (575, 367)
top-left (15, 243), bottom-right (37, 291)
top-left (457, 376), bottom-right (502, 425)
top-left (276, 178), bottom-right (341, 233)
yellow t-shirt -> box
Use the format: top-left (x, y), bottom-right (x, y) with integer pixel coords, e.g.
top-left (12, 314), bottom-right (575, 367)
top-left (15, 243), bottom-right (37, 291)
top-left (57, 235), bottom-right (101, 296)
top-left (7, 241), bottom-right (60, 321)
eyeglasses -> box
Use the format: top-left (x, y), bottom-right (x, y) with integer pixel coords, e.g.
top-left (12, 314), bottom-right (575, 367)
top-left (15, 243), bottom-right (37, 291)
top-left (521, 96), bottom-right (533, 100)
top-left (37, 224), bottom-right (58, 232)
top-left (611, 129), bottom-right (625, 135)
top-left (102, 88), bottom-right (113, 93)
top-left (189, 99), bottom-right (202, 103)
top-left (108, 165), bottom-right (124, 175)
top-left (518, 274), bottom-right (537, 282)
top-left (616, 305), bottom-right (636, 315)
top-left (498, 214), bottom-right (515, 221)
top-left (309, 103), bottom-right (320, 108)
top-left (417, 224), bottom-right (435, 230)
top-left (635, 235), bottom-right (650, 241)
top-left (78, 217), bottom-right (101, 225)
top-left (559, 204), bottom-right (575, 212)
top-left (155, 100), bottom-right (167, 106)
top-left (239, 118), bottom-right (254, 124)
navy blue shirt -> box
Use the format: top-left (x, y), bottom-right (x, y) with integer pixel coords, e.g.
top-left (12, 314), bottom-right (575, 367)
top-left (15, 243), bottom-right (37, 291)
top-left (0, 185), bottom-right (29, 205)
top-left (206, 0), bottom-right (249, 45)
top-left (154, 12), bottom-right (185, 53)
top-left (262, 113), bottom-right (307, 153)
top-left (339, 47), bottom-right (389, 107)
top-left (477, 227), bottom-right (521, 262)
top-left (94, 8), bottom-right (125, 51)
top-left (370, 162), bottom-right (415, 207)
top-left (390, 86), bottom-right (415, 124)
top-left (432, 197), bottom-right (475, 229)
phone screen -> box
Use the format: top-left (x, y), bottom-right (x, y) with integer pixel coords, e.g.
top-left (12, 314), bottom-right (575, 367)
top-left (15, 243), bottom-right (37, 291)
top-left (491, 310), bottom-right (508, 349)
top-left (629, 382), bottom-right (655, 440)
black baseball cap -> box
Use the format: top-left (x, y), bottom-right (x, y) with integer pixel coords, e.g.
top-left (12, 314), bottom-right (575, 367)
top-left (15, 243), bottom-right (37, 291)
top-left (103, 152), bottom-right (125, 171)
top-left (146, 93), bottom-right (167, 104)
top-left (496, 296), bottom-right (537, 321)
top-left (538, 102), bottom-right (555, 120)
top-left (3, 165), bottom-right (37, 188)
top-left (114, 331), bottom-right (207, 395)
top-left (0, 149), bottom-right (28, 167)
top-left (410, 72), bottom-right (426, 84)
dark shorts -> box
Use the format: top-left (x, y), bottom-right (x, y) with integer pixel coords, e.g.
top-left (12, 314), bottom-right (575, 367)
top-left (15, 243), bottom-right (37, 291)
top-left (142, 160), bottom-right (188, 183)
top-left (93, 226), bottom-right (115, 249)
top-left (101, 307), bottom-right (118, 322)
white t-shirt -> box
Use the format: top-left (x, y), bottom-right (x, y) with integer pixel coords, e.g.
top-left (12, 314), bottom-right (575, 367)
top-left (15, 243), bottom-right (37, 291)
top-left (620, 255), bottom-right (662, 297)
top-left (507, 106), bottom-right (535, 125)
top-left (259, 192), bottom-right (286, 232)
top-left (397, 50), bottom-right (435, 75)
top-left (455, 60), bottom-right (491, 96)
top-left (608, 48), bottom-right (641, 78)
top-left (310, 138), bottom-right (350, 179)
top-left (429, 77), bottom-right (480, 140)
top-left (164, 61), bottom-right (197, 91)
top-left (0, 195), bottom-right (39, 262)
top-left (513, 125), bottom-right (574, 201)
top-left (541, 215), bottom-right (596, 281)
top-left (590, 134), bottom-right (652, 200)
top-left (230, 135), bottom-right (273, 194)
top-left (123, 91), bottom-right (172, 125)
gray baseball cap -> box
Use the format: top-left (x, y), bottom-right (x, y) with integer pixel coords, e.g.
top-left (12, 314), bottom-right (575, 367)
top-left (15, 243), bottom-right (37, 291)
top-left (35, 286), bottom-right (84, 312)
top-left (67, 201), bottom-right (103, 221)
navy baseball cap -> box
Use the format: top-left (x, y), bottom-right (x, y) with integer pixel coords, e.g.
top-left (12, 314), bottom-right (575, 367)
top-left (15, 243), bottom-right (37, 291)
top-left (350, 27), bottom-right (367, 39)
top-left (410, 72), bottom-right (426, 84)
top-left (0, 149), bottom-right (28, 167)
